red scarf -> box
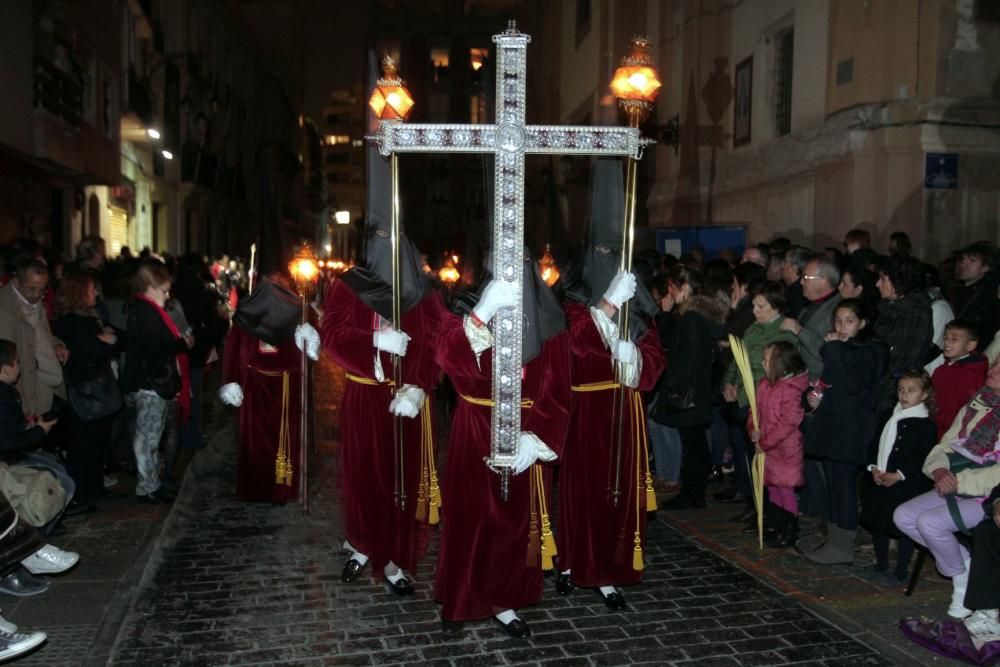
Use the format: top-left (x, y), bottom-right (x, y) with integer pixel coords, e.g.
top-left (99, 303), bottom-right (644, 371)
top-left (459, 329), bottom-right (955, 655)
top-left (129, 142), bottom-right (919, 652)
top-left (136, 294), bottom-right (191, 424)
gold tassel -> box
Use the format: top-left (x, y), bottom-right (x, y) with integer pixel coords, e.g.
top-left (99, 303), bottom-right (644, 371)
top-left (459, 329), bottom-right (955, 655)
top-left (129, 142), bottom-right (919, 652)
top-left (645, 474), bottom-right (658, 512)
top-left (535, 464), bottom-right (557, 571)
top-left (632, 391), bottom-right (644, 570)
top-left (414, 403), bottom-right (428, 522)
top-left (424, 402), bottom-right (441, 525)
top-left (632, 539), bottom-right (644, 571)
top-left (274, 372), bottom-right (293, 486)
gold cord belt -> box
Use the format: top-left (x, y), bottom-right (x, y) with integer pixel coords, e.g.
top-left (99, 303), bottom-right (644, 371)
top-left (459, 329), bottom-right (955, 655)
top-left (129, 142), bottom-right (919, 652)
top-left (571, 381), bottom-right (621, 392)
top-left (345, 373), bottom-right (394, 387)
top-left (459, 394), bottom-right (534, 408)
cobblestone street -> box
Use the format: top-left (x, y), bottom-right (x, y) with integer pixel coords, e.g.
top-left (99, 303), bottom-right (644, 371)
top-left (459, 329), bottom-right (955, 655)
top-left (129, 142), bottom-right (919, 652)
top-left (103, 358), bottom-right (957, 666)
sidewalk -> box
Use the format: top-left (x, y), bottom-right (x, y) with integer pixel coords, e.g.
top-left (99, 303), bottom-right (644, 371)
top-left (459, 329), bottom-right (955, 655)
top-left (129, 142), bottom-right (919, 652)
top-left (656, 485), bottom-right (966, 666)
top-left (3, 380), bottom-right (226, 667)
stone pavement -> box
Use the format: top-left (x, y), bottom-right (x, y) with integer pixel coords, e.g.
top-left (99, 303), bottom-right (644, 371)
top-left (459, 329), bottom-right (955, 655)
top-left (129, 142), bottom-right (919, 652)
top-left (101, 357), bottom-right (966, 666)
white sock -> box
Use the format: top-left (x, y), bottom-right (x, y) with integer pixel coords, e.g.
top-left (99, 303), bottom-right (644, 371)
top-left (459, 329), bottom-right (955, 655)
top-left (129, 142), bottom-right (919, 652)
top-left (561, 568), bottom-right (571, 576)
top-left (384, 562), bottom-right (408, 583)
top-left (349, 551), bottom-right (369, 566)
top-left (343, 540), bottom-right (355, 554)
top-left (494, 609), bottom-right (519, 624)
top-left (599, 585), bottom-right (618, 596)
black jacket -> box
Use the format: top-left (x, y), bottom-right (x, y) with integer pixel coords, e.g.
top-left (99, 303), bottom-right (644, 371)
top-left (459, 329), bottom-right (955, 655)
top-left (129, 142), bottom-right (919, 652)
top-left (172, 271), bottom-right (229, 369)
top-left (860, 416), bottom-right (936, 536)
top-left (952, 271), bottom-right (1000, 345)
top-left (0, 383), bottom-right (45, 459)
top-left (53, 313), bottom-right (120, 388)
top-left (652, 295), bottom-right (727, 428)
top-left (122, 299), bottom-right (187, 394)
top-left (805, 337), bottom-right (888, 464)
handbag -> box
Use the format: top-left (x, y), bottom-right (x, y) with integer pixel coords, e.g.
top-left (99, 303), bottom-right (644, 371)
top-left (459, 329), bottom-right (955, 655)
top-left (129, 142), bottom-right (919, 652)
top-left (0, 464), bottom-right (66, 527)
top-left (663, 387), bottom-right (695, 411)
top-left (68, 371), bottom-right (122, 421)
top-left (144, 357), bottom-right (181, 400)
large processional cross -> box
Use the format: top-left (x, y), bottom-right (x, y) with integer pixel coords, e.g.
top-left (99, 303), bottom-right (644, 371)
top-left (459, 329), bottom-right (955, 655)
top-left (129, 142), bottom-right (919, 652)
top-left (371, 22), bottom-right (647, 495)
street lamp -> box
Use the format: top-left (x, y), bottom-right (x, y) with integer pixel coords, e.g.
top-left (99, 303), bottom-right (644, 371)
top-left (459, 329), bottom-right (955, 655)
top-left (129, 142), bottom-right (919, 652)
top-left (368, 54), bottom-right (415, 510)
top-left (609, 37), bottom-right (662, 129)
top-left (287, 242), bottom-right (320, 514)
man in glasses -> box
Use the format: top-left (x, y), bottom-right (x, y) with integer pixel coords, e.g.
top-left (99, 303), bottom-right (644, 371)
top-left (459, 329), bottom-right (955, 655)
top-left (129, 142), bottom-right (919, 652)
top-left (0, 260), bottom-right (66, 418)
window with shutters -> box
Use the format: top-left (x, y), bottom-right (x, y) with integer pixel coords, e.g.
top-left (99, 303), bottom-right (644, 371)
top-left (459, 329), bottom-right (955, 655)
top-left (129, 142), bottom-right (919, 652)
top-left (774, 29), bottom-right (794, 136)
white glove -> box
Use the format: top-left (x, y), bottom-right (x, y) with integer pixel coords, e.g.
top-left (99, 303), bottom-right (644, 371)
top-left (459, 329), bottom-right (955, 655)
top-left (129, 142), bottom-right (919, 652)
top-left (512, 432), bottom-right (540, 475)
top-left (373, 327), bottom-right (411, 356)
top-left (218, 383), bottom-right (243, 407)
top-left (389, 384), bottom-right (425, 418)
top-left (473, 279), bottom-right (517, 324)
top-left (603, 271), bottom-right (636, 309)
top-left (612, 339), bottom-right (638, 365)
top-left (294, 323), bottom-right (320, 361)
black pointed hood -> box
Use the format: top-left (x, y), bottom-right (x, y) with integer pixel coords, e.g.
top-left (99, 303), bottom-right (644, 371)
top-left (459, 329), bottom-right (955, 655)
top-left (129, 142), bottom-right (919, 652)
top-left (564, 157), bottom-right (657, 341)
top-left (232, 275), bottom-right (301, 345)
top-left (339, 146), bottom-right (432, 319)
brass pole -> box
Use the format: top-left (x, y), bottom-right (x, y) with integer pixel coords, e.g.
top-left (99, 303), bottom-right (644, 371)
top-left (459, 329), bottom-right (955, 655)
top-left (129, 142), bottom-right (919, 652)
top-left (390, 152), bottom-right (405, 510)
top-left (610, 106), bottom-right (643, 507)
top-left (299, 293), bottom-right (309, 514)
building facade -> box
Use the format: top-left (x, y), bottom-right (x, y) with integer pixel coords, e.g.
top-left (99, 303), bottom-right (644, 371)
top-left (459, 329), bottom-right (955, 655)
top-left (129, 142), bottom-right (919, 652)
top-left (0, 0), bottom-right (305, 262)
top-left (541, 0), bottom-right (1000, 262)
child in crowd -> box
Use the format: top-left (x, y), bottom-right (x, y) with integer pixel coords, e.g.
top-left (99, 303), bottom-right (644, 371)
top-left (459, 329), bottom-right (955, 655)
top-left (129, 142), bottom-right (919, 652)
top-left (0, 340), bottom-right (58, 453)
top-left (749, 340), bottom-right (809, 548)
top-left (860, 370), bottom-right (937, 584)
top-left (928, 320), bottom-right (988, 438)
top-left (801, 299), bottom-right (888, 565)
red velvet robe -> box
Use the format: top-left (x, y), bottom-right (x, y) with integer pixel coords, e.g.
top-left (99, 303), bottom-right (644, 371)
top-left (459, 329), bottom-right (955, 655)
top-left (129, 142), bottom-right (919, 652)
top-left (320, 280), bottom-right (444, 574)
top-left (433, 312), bottom-right (571, 621)
top-left (222, 325), bottom-right (302, 504)
top-left (556, 303), bottom-right (666, 587)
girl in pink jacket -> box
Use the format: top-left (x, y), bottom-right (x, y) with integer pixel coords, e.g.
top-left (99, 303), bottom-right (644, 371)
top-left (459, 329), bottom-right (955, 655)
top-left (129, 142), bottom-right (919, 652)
top-left (750, 340), bottom-right (809, 548)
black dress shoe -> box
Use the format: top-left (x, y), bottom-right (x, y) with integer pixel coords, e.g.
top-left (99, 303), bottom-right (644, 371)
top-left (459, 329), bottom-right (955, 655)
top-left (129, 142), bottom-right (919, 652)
top-left (598, 589), bottom-right (627, 611)
top-left (384, 575), bottom-right (414, 597)
top-left (0, 567), bottom-right (49, 597)
top-left (441, 619), bottom-right (465, 636)
top-left (341, 558), bottom-right (365, 583)
top-left (713, 487), bottom-right (737, 501)
top-left (554, 572), bottom-right (575, 596)
top-left (64, 500), bottom-right (98, 517)
top-left (494, 616), bottom-right (531, 638)
top-left (660, 495), bottom-right (705, 511)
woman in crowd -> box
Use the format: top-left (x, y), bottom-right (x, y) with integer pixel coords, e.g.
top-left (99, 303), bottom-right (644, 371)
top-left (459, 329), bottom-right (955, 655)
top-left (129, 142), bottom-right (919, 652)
top-left (721, 281), bottom-right (797, 518)
top-left (122, 261), bottom-right (193, 504)
top-left (53, 272), bottom-right (123, 509)
top-left (653, 264), bottom-right (727, 510)
top-left (874, 256), bottom-right (933, 424)
top-left (837, 267), bottom-right (879, 324)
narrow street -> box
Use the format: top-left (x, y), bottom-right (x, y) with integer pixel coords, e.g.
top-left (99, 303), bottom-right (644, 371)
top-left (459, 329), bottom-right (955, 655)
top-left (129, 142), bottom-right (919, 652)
top-left (92, 356), bottom-right (961, 666)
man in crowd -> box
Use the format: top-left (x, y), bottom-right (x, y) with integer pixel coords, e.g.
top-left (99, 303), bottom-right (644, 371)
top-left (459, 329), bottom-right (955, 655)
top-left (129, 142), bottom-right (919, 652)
top-left (952, 241), bottom-right (999, 345)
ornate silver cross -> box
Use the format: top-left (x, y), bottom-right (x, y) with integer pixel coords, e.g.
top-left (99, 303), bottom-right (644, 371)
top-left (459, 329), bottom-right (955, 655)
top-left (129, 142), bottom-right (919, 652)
top-left (371, 22), bottom-right (645, 485)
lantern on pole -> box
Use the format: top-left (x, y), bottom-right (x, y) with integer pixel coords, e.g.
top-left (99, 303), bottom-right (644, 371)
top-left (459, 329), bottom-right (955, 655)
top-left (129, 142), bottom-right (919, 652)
top-left (607, 37), bottom-right (660, 506)
top-left (288, 242), bottom-right (320, 513)
top-left (538, 243), bottom-right (560, 287)
top-left (368, 54), bottom-right (415, 509)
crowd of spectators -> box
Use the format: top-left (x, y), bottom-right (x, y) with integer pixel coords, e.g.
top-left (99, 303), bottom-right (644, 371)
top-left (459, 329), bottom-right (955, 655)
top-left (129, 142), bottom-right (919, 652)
top-left (0, 237), bottom-right (233, 661)
top-left (635, 229), bottom-right (1000, 642)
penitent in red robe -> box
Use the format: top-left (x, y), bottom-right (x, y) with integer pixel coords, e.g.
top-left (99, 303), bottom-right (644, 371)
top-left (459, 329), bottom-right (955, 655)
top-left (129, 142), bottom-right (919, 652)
top-left (556, 303), bottom-right (666, 587)
top-left (223, 325), bottom-right (302, 504)
top-left (320, 280), bottom-right (445, 574)
top-left (433, 313), bottom-right (571, 622)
